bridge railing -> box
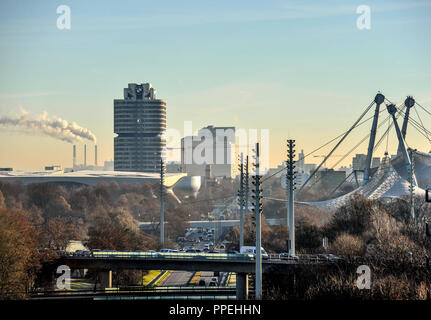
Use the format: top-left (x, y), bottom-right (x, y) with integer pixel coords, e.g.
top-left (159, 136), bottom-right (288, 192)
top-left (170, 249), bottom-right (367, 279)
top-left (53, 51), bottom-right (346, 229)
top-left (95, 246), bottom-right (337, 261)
top-left (60, 251), bottom-right (342, 264)
top-left (62, 251), bottom-right (257, 261)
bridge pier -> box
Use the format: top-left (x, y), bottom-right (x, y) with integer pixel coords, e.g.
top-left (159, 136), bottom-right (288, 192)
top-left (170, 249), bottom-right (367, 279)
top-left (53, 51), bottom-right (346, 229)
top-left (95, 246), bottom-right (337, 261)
top-left (236, 273), bottom-right (248, 300)
top-left (99, 270), bottom-right (112, 289)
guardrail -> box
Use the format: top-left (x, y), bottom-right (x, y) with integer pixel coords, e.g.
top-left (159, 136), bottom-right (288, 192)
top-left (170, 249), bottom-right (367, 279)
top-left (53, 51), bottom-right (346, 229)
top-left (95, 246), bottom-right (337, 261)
top-left (31, 286), bottom-right (236, 298)
top-left (61, 251), bottom-right (256, 261)
top-left (59, 251), bottom-right (342, 264)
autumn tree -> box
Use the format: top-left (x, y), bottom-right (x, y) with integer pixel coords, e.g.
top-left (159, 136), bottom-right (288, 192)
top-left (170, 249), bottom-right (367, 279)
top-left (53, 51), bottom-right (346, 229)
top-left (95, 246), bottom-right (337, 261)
top-left (38, 217), bottom-right (79, 250)
top-left (0, 208), bottom-right (40, 299)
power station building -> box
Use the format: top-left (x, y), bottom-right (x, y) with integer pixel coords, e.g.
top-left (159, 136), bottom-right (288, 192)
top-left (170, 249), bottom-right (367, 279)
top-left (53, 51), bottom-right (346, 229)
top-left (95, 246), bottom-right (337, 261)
top-left (114, 83), bottom-right (166, 172)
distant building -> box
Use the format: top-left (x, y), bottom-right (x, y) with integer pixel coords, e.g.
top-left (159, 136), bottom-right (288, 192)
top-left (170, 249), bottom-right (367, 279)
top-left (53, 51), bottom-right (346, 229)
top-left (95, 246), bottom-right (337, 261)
top-left (114, 83), bottom-right (166, 172)
top-left (352, 154), bottom-right (367, 171)
top-left (339, 164), bottom-right (353, 177)
top-left (45, 165), bottom-right (62, 171)
top-left (103, 161), bottom-right (114, 171)
top-left (314, 169), bottom-right (346, 190)
top-left (371, 157), bottom-right (380, 168)
top-left (181, 125), bottom-right (235, 178)
top-left (303, 163), bottom-right (317, 175)
top-left (166, 161), bottom-right (182, 173)
top-left (296, 171), bottom-right (310, 188)
top-left (352, 154), bottom-right (381, 171)
top-left (297, 149), bottom-right (305, 171)
top-left (267, 163), bottom-right (286, 178)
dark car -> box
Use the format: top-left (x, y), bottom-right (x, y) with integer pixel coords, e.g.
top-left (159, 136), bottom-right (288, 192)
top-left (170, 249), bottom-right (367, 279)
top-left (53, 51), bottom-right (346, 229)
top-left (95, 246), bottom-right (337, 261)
top-left (226, 250), bottom-right (239, 254)
top-left (280, 252), bottom-right (299, 260)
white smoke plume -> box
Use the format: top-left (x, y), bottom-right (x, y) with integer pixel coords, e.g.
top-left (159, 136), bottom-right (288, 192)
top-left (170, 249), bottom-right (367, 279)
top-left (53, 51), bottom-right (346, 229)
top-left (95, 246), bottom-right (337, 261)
top-left (0, 108), bottom-right (97, 144)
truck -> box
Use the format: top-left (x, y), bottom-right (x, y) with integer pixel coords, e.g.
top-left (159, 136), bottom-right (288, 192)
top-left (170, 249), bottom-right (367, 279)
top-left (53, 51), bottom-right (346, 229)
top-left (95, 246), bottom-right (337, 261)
top-left (240, 246), bottom-right (269, 259)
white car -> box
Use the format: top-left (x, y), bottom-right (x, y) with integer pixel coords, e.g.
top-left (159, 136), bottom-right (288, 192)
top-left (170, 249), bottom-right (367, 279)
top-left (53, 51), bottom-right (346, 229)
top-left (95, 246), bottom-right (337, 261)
top-left (240, 246), bottom-right (269, 259)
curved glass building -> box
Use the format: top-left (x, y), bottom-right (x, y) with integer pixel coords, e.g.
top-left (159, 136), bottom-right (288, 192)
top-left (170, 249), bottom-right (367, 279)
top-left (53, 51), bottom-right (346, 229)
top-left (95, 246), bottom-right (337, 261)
top-left (114, 83), bottom-right (166, 172)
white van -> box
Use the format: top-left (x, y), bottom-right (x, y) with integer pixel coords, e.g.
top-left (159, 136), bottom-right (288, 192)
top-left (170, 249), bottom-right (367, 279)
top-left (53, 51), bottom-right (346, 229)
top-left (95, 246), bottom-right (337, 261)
top-left (240, 246), bottom-right (269, 259)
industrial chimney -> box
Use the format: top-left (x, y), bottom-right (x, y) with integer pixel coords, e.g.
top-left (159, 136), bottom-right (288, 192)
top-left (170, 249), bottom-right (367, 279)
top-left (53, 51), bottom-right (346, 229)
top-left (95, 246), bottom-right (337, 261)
top-left (73, 145), bottom-right (76, 168)
top-left (84, 144), bottom-right (87, 168)
top-left (95, 145), bottom-right (98, 167)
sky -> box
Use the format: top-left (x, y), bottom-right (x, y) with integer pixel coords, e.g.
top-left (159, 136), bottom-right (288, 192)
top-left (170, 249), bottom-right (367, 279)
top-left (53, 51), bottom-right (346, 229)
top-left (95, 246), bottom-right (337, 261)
top-left (0, 0), bottom-right (430, 171)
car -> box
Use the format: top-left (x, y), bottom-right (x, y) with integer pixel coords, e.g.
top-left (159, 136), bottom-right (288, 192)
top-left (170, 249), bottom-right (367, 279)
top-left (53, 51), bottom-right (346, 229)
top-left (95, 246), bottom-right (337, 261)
top-left (211, 277), bottom-right (217, 282)
top-left (280, 252), bottom-right (299, 260)
top-left (226, 250), bottom-right (239, 254)
top-left (323, 254), bottom-right (342, 261)
top-left (240, 246), bottom-right (269, 259)
top-left (208, 281), bottom-right (217, 287)
top-left (185, 249), bottom-right (197, 253)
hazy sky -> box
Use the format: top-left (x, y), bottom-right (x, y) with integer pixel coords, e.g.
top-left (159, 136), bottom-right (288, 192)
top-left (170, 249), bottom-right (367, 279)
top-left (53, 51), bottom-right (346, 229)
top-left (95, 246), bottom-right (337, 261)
top-left (0, 0), bottom-right (430, 170)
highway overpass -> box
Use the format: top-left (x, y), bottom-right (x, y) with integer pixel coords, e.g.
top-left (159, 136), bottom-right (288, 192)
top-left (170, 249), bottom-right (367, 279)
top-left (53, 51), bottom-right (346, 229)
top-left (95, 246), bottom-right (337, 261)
top-left (57, 251), bottom-right (338, 299)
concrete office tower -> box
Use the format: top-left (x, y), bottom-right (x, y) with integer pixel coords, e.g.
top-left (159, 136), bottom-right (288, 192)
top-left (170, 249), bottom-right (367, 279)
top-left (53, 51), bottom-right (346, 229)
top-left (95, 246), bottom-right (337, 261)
top-left (181, 125), bottom-right (236, 178)
top-left (73, 145), bottom-right (76, 168)
top-left (94, 145), bottom-right (98, 166)
top-left (84, 144), bottom-right (87, 168)
top-left (114, 83), bottom-right (166, 172)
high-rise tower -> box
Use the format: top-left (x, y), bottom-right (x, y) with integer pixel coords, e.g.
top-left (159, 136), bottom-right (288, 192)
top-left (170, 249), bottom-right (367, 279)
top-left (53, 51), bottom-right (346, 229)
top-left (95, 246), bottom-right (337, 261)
top-left (114, 83), bottom-right (166, 172)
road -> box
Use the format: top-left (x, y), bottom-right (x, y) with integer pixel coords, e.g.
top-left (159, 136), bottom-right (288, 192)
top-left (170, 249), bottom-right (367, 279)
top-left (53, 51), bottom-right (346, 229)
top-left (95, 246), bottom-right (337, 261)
top-left (198, 271), bottom-right (219, 286)
top-left (159, 271), bottom-right (194, 286)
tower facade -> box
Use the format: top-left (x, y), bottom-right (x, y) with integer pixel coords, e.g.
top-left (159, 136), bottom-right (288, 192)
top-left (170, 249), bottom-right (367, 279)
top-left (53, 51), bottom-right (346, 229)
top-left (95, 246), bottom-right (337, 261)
top-left (114, 83), bottom-right (166, 172)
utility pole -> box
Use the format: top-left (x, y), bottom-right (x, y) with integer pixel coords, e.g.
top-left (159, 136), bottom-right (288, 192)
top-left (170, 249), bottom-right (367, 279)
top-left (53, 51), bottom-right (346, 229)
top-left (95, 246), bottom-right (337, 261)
top-left (251, 143), bottom-right (263, 300)
top-left (287, 139), bottom-right (296, 256)
top-left (238, 153), bottom-right (245, 248)
top-left (409, 149), bottom-right (415, 220)
top-left (160, 158), bottom-right (165, 247)
top-left (245, 155), bottom-right (249, 222)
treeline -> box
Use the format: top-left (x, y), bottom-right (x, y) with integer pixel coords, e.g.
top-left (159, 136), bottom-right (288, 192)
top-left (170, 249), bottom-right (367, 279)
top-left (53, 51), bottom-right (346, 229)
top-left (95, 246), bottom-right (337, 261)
top-left (225, 194), bottom-right (431, 299)
top-left (0, 180), bottom-right (192, 299)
